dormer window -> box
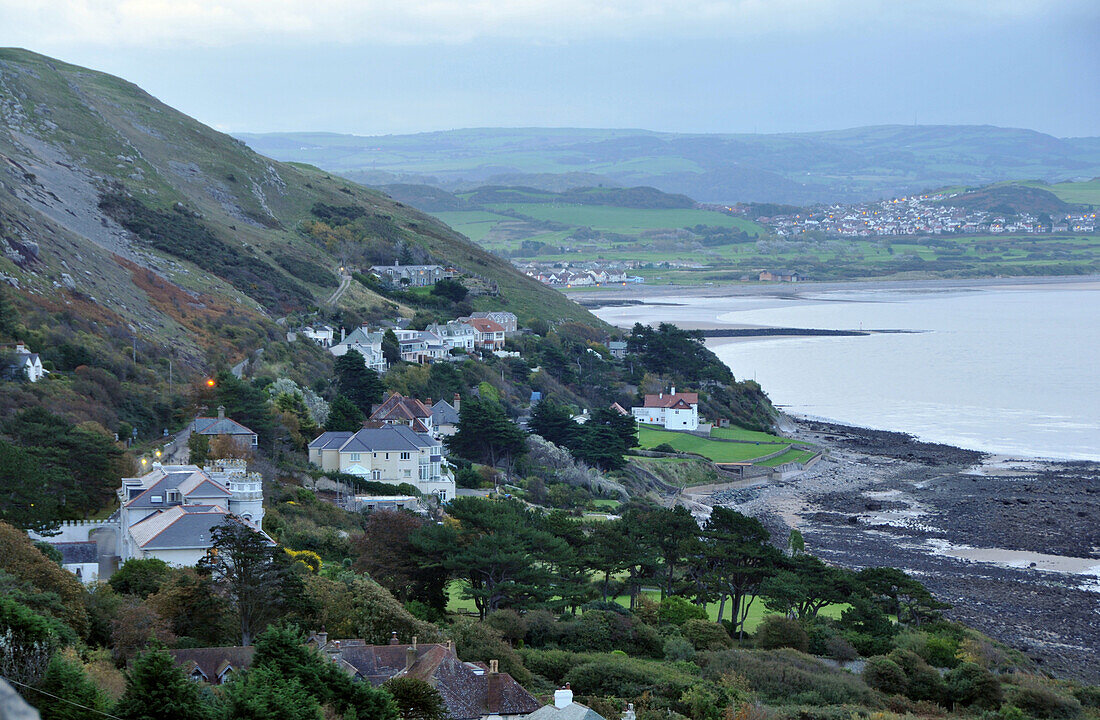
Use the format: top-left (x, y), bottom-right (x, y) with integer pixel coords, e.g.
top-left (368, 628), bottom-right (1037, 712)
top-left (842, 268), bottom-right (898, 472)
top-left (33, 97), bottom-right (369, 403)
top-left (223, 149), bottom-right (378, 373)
top-left (166, 490), bottom-right (181, 504)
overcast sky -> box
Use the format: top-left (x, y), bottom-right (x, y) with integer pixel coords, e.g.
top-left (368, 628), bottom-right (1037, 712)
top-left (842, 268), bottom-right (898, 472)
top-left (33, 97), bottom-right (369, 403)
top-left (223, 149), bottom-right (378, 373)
top-left (3, 1), bottom-right (1098, 137)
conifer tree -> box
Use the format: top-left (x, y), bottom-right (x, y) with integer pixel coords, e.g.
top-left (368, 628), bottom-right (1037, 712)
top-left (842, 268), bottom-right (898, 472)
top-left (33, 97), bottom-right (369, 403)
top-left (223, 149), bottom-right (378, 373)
top-left (115, 646), bottom-right (215, 720)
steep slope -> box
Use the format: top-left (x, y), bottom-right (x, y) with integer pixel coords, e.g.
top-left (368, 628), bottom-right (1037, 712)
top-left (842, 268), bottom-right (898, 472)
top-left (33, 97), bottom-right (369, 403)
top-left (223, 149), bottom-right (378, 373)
top-left (239, 125), bottom-right (1100, 205)
top-left (0, 49), bottom-right (596, 369)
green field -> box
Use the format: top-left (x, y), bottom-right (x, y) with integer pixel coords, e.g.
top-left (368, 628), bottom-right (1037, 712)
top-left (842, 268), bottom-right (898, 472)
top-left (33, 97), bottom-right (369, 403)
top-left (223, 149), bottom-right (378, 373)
top-left (710, 425), bottom-right (811, 445)
top-left (637, 425), bottom-right (788, 463)
top-left (485, 203), bottom-right (763, 234)
top-left (758, 448), bottom-right (818, 467)
top-left (446, 581), bottom-right (846, 632)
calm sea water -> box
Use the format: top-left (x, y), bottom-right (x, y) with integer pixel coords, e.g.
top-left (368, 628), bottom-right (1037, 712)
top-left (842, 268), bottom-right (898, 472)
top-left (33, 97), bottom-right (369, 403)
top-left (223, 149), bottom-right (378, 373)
top-left (594, 282), bottom-right (1100, 460)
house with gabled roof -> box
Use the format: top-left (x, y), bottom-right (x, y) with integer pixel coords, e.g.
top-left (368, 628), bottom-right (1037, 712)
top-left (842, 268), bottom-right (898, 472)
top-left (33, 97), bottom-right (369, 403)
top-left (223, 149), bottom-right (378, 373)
top-left (189, 406), bottom-right (258, 449)
top-left (308, 425), bottom-right (455, 501)
top-left (330, 325), bottom-right (388, 373)
top-left (464, 318), bottom-right (506, 351)
top-left (171, 633), bottom-right (541, 720)
top-left (631, 387), bottom-right (700, 431)
top-left (3, 342), bottom-right (47, 382)
top-left (431, 395), bottom-right (461, 437)
top-left (370, 392), bottom-right (434, 434)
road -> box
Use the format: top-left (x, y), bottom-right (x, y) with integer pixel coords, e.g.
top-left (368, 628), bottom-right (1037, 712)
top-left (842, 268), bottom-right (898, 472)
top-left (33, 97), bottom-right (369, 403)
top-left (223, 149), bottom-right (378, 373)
top-left (327, 273), bottom-right (352, 306)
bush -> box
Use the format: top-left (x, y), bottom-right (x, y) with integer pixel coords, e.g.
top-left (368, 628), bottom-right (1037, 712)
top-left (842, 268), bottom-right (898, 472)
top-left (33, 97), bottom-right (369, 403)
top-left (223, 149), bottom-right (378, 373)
top-left (564, 654), bottom-right (695, 703)
top-left (518, 648), bottom-right (592, 686)
top-left (653, 443), bottom-right (677, 454)
top-left (657, 597), bottom-right (708, 626)
top-left (663, 635), bottom-right (696, 662)
top-left (1073, 686), bottom-right (1100, 709)
top-left (697, 648), bottom-right (876, 706)
top-left (945, 662), bottom-right (1004, 710)
top-left (681, 620), bottom-right (733, 651)
top-left (887, 648), bottom-right (945, 704)
top-left (825, 636), bottom-right (857, 662)
top-left (756, 616), bottom-right (809, 653)
top-left (863, 656), bottom-right (908, 696)
top-left (1007, 683), bottom-right (1083, 719)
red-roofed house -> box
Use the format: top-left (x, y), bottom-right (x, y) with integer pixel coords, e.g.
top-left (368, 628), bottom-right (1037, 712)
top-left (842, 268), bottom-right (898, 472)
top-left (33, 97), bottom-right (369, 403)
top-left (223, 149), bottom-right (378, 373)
top-left (370, 393), bottom-right (434, 435)
top-left (466, 318), bottom-right (506, 351)
top-left (631, 387), bottom-right (700, 431)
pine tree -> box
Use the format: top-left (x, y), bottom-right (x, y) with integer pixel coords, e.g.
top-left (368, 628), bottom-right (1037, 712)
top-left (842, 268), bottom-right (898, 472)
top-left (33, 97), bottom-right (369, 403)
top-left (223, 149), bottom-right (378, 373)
top-left (333, 349), bottom-right (384, 412)
top-left (115, 646), bottom-right (215, 720)
top-left (34, 652), bottom-right (107, 720)
top-left (325, 395), bottom-right (365, 431)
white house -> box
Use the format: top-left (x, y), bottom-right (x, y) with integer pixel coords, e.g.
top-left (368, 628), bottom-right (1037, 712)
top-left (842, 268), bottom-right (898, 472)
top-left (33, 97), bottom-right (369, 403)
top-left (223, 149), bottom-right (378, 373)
top-left (301, 325), bottom-right (335, 347)
top-left (465, 318), bottom-right (506, 351)
top-left (426, 321), bottom-right (477, 353)
top-left (30, 460), bottom-right (269, 579)
top-left (5, 343), bottom-right (47, 382)
top-left (330, 326), bottom-right (388, 373)
top-left (468, 311), bottom-right (518, 334)
top-left (308, 425), bottom-right (455, 502)
top-left (631, 388), bottom-right (700, 431)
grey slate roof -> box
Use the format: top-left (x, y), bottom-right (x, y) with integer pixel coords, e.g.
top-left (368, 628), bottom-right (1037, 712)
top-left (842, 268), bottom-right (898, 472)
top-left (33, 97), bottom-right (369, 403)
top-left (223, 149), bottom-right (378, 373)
top-left (431, 399), bottom-right (460, 426)
top-left (308, 431), bottom-right (353, 449)
top-left (339, 424), bottom-right (434, 452)
top-left (54, 541), bottom-right (97, 564)
top-left (192, 417), bottom-right (256, 436)
top-left (124, 468), bottom-right (230, 509)
top-left (526, 703), bottom-right (608, 720)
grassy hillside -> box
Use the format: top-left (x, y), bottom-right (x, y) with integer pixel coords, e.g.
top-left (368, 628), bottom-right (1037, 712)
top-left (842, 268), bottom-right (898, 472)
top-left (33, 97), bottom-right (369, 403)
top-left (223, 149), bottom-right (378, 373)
top-left (0, 48), bottom-right (598, 369)
top-left (239, 125), bottom-right (1100, 205)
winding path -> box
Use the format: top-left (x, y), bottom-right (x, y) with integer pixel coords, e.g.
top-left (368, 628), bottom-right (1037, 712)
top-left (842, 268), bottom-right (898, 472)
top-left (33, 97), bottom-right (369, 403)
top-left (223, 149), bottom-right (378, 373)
top-left (326, 273), bottom-right (352, 306)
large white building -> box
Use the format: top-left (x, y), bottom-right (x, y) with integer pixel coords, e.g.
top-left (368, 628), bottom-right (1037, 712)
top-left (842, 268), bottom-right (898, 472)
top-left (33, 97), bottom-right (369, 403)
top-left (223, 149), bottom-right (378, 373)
top-left (330, 326), bottom-right (388, 373)
top-left (308, 425), bottom-right (455, 501)
top-left (631, 388), bottom-right (700, 431)
top-left (31, 460), bottom-right (269, 580)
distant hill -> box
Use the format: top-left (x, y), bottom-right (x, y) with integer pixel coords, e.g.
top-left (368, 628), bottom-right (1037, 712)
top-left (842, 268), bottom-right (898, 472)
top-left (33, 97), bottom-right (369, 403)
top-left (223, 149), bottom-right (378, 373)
top-left (937, 185), bottom-right (1074, 215)
top-left (237, 125), bottom-right (1100, 205)
top-left (0, 49), bottom-right (596, 370)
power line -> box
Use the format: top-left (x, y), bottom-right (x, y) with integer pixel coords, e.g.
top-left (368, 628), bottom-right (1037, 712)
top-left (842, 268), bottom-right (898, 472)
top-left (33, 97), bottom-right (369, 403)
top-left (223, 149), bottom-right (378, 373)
top-left (1, 674), bottom-right (125, 720)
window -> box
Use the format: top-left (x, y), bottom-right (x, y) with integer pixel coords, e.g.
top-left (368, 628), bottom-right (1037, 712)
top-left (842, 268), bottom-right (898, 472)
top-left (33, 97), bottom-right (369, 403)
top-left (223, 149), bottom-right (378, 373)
top-left (403, 469), bottom-right (411, 477)
top-left (400, 452), bottom-right (410, 460)
top-left (372, 470), bottom-right (381, 481)
top-left (151, 495), bottom-right (163, 503)
top-left (437, 490), bottom-right (447, 501)
top-left (349, 453), bottom-right (360, 462)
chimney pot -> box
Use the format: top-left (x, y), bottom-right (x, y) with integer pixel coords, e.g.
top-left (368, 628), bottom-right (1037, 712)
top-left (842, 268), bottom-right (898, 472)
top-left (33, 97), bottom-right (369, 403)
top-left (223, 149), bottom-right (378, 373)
top-left (406, 646), bottom-right (416, 671)
top-left (489, 659), bottom-right (498, 674)
top-left (217, 405), bottom-right (226, 420)
top-left (554, 685), bottom-right (574, 709)
top-left (389, 631), bottom-right (399, 645)
top-left (412, 635), bottom-right (417, 649)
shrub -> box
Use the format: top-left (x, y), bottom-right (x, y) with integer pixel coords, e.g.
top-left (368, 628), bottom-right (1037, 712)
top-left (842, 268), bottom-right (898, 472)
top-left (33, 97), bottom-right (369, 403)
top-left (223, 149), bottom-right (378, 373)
top-left (1007, 683), bottom-right (1083, 719)
top-left (657, 596), bottom-right (708, 626)
top-left (664, 635), bottom-right (696, 662)
top-left (518, 648), bottom-right (592, 686)
top-left (863, 656), bottom-right (908, 696)
top-left (564, 654), bottom-right (696, 703)
top-left (1073, 686), bottom-right (1100, 709)
top-left (653, 443), bottom-right (677, 454)
top-left (697, 649), bottom-right (877, 706)
top-left (887, 648), bottom-right (945, 704)
top-left (681, 620), bottom-right (733, 651)
top-left (755, 616), bottom-right (809, 653)
top-left (825, 636), bottom-right (857, 662)
top-left (448, 618), bottom-right (530, 685)
top-left (486, 609), bottom-right (527, 646)
top-left (945, 662), bottom-right (1004, 709)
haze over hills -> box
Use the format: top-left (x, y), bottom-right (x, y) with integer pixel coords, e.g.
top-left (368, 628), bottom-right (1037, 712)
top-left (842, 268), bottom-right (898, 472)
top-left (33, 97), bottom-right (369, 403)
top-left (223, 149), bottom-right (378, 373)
top-left (237, 126), bottom-right (1100, 206)
top-left (0, 49), bottom-right (594, 369)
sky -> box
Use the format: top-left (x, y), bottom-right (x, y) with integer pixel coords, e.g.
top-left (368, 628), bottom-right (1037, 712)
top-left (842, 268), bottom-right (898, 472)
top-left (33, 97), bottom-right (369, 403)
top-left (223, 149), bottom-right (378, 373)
top-left (2, 1), bottom-right (1099, 138)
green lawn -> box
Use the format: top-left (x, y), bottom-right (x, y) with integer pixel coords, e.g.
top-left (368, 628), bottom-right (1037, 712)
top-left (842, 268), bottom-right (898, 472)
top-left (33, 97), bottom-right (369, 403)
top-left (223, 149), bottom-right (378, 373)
top-left (710, 425), bottom-right (810, 445)
top-left (638, 425), bottom-right (786, 463)
top-left (486, 203), bottom-right (763, 234)
top-left (446, 581), bottom-right (847, 633)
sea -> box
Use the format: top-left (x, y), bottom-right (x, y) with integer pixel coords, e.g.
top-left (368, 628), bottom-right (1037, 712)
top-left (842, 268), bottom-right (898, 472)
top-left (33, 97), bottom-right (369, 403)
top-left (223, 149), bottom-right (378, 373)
top-left (593, 280), bottom-right (1100, 461)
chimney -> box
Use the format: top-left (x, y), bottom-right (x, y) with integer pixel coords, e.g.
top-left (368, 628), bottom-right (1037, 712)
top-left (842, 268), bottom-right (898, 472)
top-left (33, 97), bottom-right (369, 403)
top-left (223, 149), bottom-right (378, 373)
top-left (406, 646), bottom-right (416, 671)
top-left (217, 405), bottom-right (226, 420)
top-left (623, 703), bottom-right (636, 720)
top-left (412, 636), bottom-right (418, 650)
top-left (389, 631), bottom-right (399, 645)
top-left (554, 684), bottom-right (574, 709)
top-left (486, 661), bottom-right (502, 714)
top-left (670, 386), bottom-right (676, 395)
top-left (316, 628), bottom-right (328, 647)
top-left (341, 327), bottom-right (346, 341)
top-left (489, 660), bottom-right (498, 673)
top-left (453, 393), bottom-right (461, 413)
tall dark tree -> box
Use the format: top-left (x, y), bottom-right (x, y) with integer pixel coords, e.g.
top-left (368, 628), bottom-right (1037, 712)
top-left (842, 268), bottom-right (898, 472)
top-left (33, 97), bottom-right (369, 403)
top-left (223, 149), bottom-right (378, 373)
top-left (333, 349), bottom-right (384, 411)
top-left (115, 646), bottom-right (216, 720)
top-left (528, 398), bottom-right (580, 449)
top-left (574, 424), bottom-right (628, 470)
top-left (702, 507), bottom-right (780, 637)
top-left (34, 651), bottom-right (108, 720)
top-left (209, 371), bottom-right (277, 449)
top-left (761, 554), bottom-right (853, 620)
top-left (445, 397), bottom-right (527, 469)
top-left (857, 567), bottom-right (949, 628)
top-left (643, 505), bottom-right (701, 599)
top-left (197, 519), bottom-right (299, 645)
top-left (383, 677), bottom-right (449, 720)
top-left (325, 395), bottom-right (365, 431)
top-left (382, 329), bottom-right (401, 365)
top-left (222, 665), bottom-right (322, 720)
top-left (0, 439), bottom-right (63, 533)
top-left (353, 510), bottom-right (446, 610)
top-left (586, 521), bottom-right (631, 602)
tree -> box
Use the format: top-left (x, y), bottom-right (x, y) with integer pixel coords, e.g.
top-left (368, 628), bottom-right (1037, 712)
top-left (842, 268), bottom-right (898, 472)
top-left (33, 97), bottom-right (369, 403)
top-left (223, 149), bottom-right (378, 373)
top-left (325, 395), bottom-right (365, 432)
top-left (639, 505), bottom-right (699, 599)
top-left (574, 424), bottom-right (628, 470)
top-left (110, 598), bottom-right (176, 664)
top-left (353, 511), bottom-right (445, 609)
top-left (445, 397), bottom-right (527, 470)
top-left (0, 439), bottom-right (64, 534)
top-left (334, 349), bottom-right (384, 412)
top-left (209, 371), bottom-right (277, 449)
top-left (115, 646), bottom-right (215, 720)
top-left (209, 433), bottom-right (252, 460)
top-left (702, 508), bottom-right (779, 638)
top-left (197, 518), bottom-right (298, 645)
top-left (412, 498), bottom-right (563, 618)
top-left (858, 567), bottom-right (949, 628)
top-left (109, 558), bottom-right (172, 598)
top-left (222, 665), bottom-right (322, 720)
top-left (383, 677), bottom-right (449, 720)
top-left (528, 399), bottom-right (579, 449)
top-left (761, 555), bottom-right (853, 621)
top-left (187, 433), bottom-right (210, 465)
top-left (145, 568), bottom-right (236, 646)
top-left (0, 595), bottom-right (69, 685)
top-left (430, 279), bottom-right (467, 303)
top-left (34, 651), bottom-right (108, 720)
top-left (382, 329), bottom-right (401, 365)
top-left (0, 522), bottom-right (88, 637)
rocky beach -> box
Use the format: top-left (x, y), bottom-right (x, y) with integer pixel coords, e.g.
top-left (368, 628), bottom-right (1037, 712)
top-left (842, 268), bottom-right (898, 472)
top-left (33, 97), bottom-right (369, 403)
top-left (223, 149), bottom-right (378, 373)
top-left (703, 418), bottom-right (1100, 682)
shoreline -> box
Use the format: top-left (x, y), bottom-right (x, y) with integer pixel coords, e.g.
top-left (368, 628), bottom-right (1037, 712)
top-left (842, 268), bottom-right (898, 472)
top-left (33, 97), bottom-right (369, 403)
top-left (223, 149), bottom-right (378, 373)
top-left (569, 273), bottom-right (1100, 306)
top-left (705, 416), bottom-right (1100, 682)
